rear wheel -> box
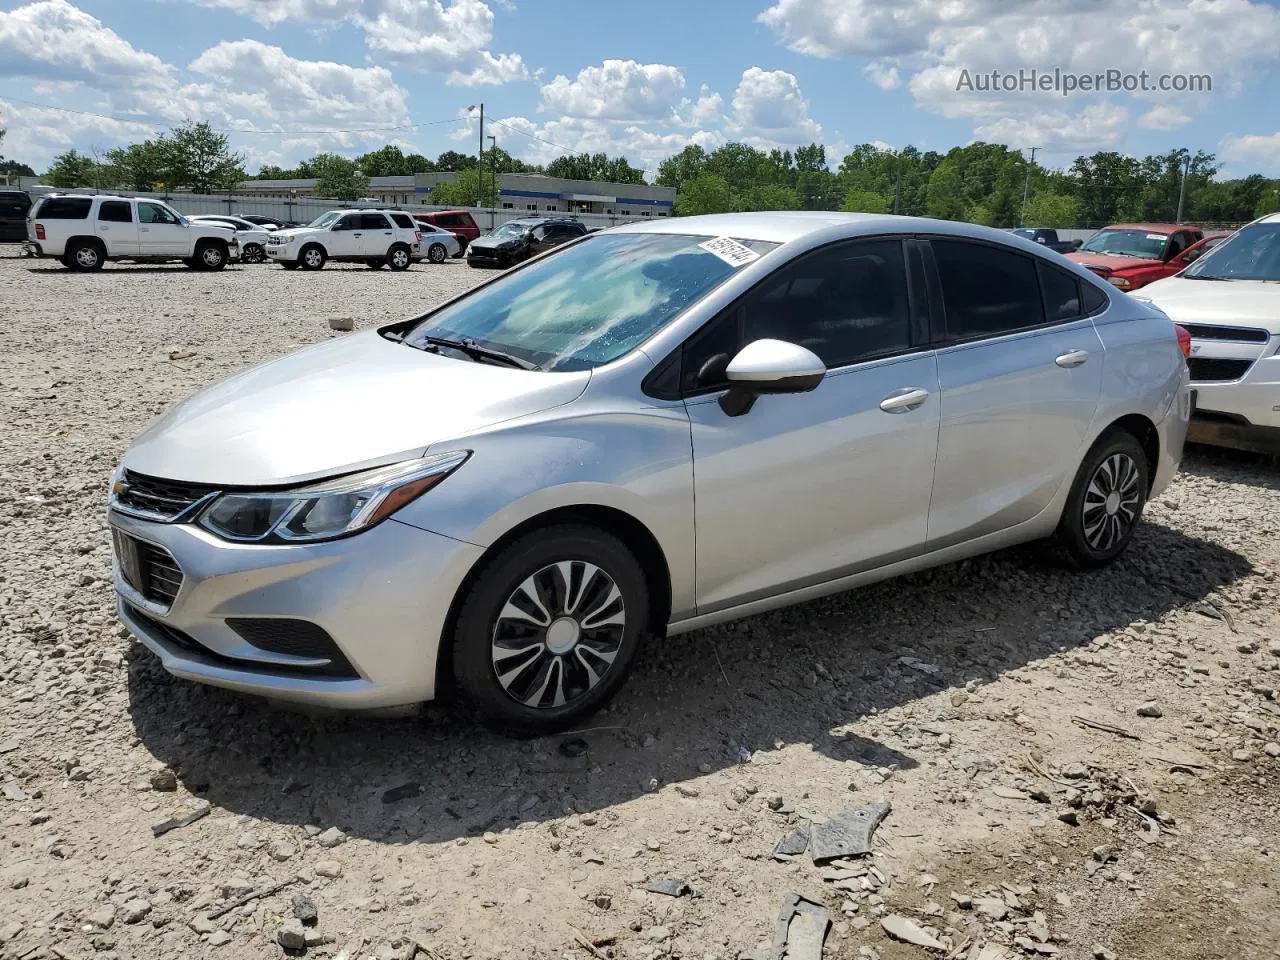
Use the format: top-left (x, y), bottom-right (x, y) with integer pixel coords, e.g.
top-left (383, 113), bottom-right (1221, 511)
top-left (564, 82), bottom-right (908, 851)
top-left (427, 243), bottom-right (447, 264)
top-left (1053, 430), bottom-right (1149, 569)
top-left (451, 524), bottom-right (649, 736)
top-left (387, 243), bottom-right (411, 271)
top-left (299, 245), bottom-right (326, 270)
top-left (67, 240), bottom-right (104, 272)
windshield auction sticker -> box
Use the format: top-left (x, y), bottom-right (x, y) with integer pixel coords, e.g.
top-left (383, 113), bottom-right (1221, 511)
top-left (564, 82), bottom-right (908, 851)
top-left (699, 236), bottom-right (761, 267)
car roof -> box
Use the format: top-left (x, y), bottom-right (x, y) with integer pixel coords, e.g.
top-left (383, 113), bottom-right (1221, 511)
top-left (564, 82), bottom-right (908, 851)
top-left (422, 209), bottom-right (473, 216)
top-left (607, 211), bottom-right (1034, 246)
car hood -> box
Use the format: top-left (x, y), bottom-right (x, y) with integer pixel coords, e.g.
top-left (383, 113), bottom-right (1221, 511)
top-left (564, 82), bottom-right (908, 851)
top-left (269, 227), bottom-right (313, 240)
top-left (470, 234), bottom-right (519, 250)
top-left (1066, 251), bottom-right (1163, 274)
top-left (124, 331), bottom-right (590, 486)
top-left (1136, 276), bottom-right (1280, 331)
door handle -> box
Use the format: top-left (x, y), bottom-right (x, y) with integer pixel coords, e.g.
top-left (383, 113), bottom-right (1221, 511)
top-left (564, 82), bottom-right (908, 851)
top-left (879, 387), bottom-right (930, 413)
top-left (139, 227), bottom-right (150, 232)
top-left (353, 232), bottom-right (363, 236)
top-left (1055, 349), bottom-right (1089, 368)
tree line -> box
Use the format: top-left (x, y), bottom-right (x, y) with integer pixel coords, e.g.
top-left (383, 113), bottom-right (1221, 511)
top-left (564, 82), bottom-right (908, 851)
top-left (25, 122), bottom-right (1280, 227)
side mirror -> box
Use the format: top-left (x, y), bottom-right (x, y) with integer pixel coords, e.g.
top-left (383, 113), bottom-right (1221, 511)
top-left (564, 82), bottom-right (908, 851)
top-left (1180, 247), bottom-right (1203, 264)
top-left (719, 339), bottom-right (826, 417)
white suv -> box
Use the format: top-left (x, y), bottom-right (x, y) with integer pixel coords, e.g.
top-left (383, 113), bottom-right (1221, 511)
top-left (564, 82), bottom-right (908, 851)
top-left (1138, 213), bottom-right (1280, 455)
top-left (23, 194), bottom-right (237, 271)
top-left (266, 210), bottom-right (421, 271)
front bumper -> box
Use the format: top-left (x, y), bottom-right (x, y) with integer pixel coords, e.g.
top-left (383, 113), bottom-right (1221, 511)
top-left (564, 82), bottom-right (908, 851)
top-left (111, 509), bottom-right (483, 708)
top-left (466, 247), bottom-right (512, 267)
top-left (265, 243), bottom-right (295, 262)
top-left (1190, 353), bottom-right (1280, 431)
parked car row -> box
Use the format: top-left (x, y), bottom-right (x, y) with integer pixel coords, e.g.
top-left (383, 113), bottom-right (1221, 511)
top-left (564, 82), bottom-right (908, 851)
top-left (1066, 223), bottom-right (1228, 292)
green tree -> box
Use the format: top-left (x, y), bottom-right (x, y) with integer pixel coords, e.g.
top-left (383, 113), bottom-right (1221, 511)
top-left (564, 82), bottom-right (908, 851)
top-left (841, 190), bottom-right (889, 214)
top-left (430, 167), bottom-right (497, 207)
top-left (675, 172), bottom-right (732, 215)
top-left (356, 145), bottom-right (410, 177)
top-left (255, 164), bottom-right (298, 180)
top-left (545, 152), bottom-right (645, 183)
top-left (737, 183), bottom-right (802, 211)
top-left (436, 150), bottom-right (477, 171)
top-left (1254, 183), bottom-right (1280, 219)
top-left (656, 145), bottom-right (707, 190)
top-left (925, 160), bottom-right (966, 220)
top-left (45, 149), bottom-right (100, 188)
top-left (105, 140), bottom-right (168, 191)
top-left (163, 121), bottom-right (245, 193)
top-left (311, 153), bottom-right (370, 200)
top-left (1023, 192), bottom-right (1081, 228)
top-left (404, 153), bottom-right (436, 174)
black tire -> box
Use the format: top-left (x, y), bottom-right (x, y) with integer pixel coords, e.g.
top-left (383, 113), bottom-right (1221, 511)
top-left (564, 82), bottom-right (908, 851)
top-left (427, 243), bottom-right (447, 264)
top-left (366, 259), bottom-right (385, 269)
top-left (1053, 430), bottom-right (1149, 569)
top-left (242, 243), bottom-right (265, 264)
top-left (451, 524), bottom-right (650, 736)
top-left (299, 244), bottom-right (326, 270)
top-left (66, 240), bottom-right (104, 272)
top-left (192, 241), bottom-right (227, 271)
top-left (387, 243), bottom-right (412, 271)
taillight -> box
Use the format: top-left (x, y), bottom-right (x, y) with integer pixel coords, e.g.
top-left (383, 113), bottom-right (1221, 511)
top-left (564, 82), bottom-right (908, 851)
top-left (35, 223), bottom-right (45, 240)
top-left (1175, 324), bottom-right (1192, 360)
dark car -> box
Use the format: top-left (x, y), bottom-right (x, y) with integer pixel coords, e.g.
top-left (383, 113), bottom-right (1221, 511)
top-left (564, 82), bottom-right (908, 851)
top-left (0, 190), bottom-right (33, 243)
top-left (466, 217), bottom-right (588, 269)
top-left (1010, 227), bottom-right (1081, 254)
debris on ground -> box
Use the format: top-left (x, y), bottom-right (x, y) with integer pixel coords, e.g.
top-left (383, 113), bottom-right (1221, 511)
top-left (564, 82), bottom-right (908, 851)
top-left (771, 893), bottom-right (829, 960)
top-left (773, 821), bottom-right (811, 860)
top-left (645, 878), bottom-right (695, 898)
top-left (150, 798), bottom-right (211, 837)
top-left (880, 914), bottom-right (944, 950)
top-left (809, 802), bottom-right (891, 861)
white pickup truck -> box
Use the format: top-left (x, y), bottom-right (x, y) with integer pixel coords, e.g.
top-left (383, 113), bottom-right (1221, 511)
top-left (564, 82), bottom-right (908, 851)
top-left (23, 194), bottom-right (237, 271)
top-left (265, 209), bottom-right (422, 270)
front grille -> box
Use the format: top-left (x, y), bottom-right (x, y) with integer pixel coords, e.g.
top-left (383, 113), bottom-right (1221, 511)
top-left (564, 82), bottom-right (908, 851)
top-left (1187, 357), bottom-right (1254, 382)
top-left (226, 618), bottom-right (358, 677)
top-left (1182, 323), bottom-right (1269, 343)
top-left (115, 471), bottom-right (218, 520)
top-left (113, 530), bottom-right (184, 606)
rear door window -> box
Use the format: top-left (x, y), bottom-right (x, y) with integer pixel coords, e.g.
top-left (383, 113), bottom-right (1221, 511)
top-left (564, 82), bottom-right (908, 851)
top-left (931, 239), bottom-right (1046, 340)
top-left (35, 197), bottom-right (93, 219)
top-left (1037, 262), bottom-right (1082, 322)
top-left (98, 200), bottom-right (133, 223)
top-left (390, 213), bottom-right (415, 229)
top-left (362, 213), bottom-right (391, 230)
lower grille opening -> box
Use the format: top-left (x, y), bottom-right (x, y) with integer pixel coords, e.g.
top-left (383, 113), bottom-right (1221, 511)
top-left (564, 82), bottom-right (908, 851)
top-left (225, 618), bottom-right (357, 678)
top-left (125, 605), bottom-right (359, 680)
top-left (1187, 357), bottom-right (1253, 382)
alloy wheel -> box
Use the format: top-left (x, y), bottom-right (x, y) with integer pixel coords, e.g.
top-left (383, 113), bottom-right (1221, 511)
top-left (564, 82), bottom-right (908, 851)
top-left (202, 246), bottom-right (224, 268)
top-left (391, 248), bottom-right (410, 269)
top-left (1082, 452), bottom-right (1141, 551)
top-left (303, 249), bottom-right (323, 268)
top-left (75, 246), bottom-right (100, 268)
top-left (490, 561), bottom-right (626, 710)
top-left (429, 244), bottom-right (446, 263)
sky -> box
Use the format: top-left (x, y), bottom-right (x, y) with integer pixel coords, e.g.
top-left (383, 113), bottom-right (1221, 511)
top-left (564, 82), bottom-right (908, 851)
top-left (2, 0), bottom-right (1280, 181)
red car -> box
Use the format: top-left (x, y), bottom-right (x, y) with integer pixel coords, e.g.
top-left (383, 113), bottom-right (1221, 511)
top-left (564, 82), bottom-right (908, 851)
top-left (413, 210), bottom-right (480, 254)
top-left (1067, 223), bottom-right (1212, 292)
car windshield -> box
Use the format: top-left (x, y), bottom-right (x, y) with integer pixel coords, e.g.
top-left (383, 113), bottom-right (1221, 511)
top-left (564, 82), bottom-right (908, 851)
top-left (307, 212), bottom-right (340, 228)
top-left (1079, 229), bottom-right (1169, 260)
top-left (403, 232), bottom-right (778, 371)
top-left (1184, 222), bottom-right (1280, 281)
top-left (491, 222), bottom-right (528, 239)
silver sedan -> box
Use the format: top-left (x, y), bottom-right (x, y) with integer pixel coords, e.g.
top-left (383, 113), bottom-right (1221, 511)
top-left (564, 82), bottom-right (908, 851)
top-left (412, 222), bottom-right (463, 264)
top-left (109, 212), bottom-right (1191, 734)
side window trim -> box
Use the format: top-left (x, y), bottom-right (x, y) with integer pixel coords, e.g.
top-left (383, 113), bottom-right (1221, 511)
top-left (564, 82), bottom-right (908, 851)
top-left (920, 234), bottom-right (1094, 347)
top-left (658, 235), bottom-right (928, 400)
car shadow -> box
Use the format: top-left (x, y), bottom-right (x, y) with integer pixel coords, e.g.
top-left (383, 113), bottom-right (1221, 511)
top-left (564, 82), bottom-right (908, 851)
top-left (126, 519), bottom-right (1250, 845)
top-left (1182, 443), bottom-right (1280, 490)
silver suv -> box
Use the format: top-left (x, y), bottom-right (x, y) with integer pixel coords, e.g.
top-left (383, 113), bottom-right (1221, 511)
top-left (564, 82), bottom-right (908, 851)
top-left (266, 209), bottom-right (422, 270)
top-left (109, 213), bottom-right (1190, 734)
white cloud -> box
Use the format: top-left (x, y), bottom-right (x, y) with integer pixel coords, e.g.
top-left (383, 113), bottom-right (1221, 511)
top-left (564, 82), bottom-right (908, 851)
top-left (186, 0), bottom-right (528, 85)
top-left (0, 0), bottom-right (174, 92)
top-left (758, 0), bottom-right (1280, 153)
top-left (675, 85), bottom-right (725, 127)
top-left (1138, 104), bottom-right (1191, 131)
top-left (0, 100), bottom-right (158, 169)
top-left (972, 103), bottom-right (1130, 152)
top-left (1221, 131), bottom-right (1280, 176)
top-left (729, 67), bottom-right (822, 146)
top-left (863, 61), bottom-right (901, 91)
top-left (540, 60), bottom-right (687, 121)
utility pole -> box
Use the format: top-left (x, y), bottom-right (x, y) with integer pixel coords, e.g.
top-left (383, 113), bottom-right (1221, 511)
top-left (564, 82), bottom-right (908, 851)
top-left (1021, 146), bottom-right (1039, 226)
top-left (468, 103), bottom-right (484, 207)
top-left (1175, 152), bottom-right (1191, 224)
top-left (488, 134), bottom-right (497, 228)
top-left (892, 151), bottom-right (903, 215)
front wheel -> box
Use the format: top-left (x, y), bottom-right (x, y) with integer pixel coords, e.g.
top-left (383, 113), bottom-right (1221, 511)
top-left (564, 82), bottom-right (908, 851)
top-left (387, 244), bottom-right (411, 271)
top-left (427, 243), bottom-right (447, 264)
top-left (241, 243), bottom-right (265, 264)
top-left (193, 241), bottom-right (227, 270)
top-left (451, 525), bottom-right (649, 736)
top-left (299, 245), bottom-right (326, 270)
top-left (1053, 430), bottom-right (1149, 569)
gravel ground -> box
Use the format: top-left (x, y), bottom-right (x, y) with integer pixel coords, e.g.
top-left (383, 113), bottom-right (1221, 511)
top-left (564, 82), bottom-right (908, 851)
top-left (1, 250), bottom-right (1279, 960)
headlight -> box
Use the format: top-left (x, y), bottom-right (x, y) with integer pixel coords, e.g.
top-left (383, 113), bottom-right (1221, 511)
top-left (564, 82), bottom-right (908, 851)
top-left (197, 451), bottom-right (469, 543)
top-left (1107, 276), bottom-right (1132, 289)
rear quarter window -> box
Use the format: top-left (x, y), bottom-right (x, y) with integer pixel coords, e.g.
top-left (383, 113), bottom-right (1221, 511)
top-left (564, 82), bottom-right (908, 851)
top-left (35, 197), bottom-right (93, 219)
top-left (390, 213), bottom-right (415, 229)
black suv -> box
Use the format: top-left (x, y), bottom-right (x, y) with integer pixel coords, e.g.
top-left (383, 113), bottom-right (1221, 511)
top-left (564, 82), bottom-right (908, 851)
top-left (0, 190), bottom-right (32, 243)
top-left (466, 217), bottom-right (587, 269)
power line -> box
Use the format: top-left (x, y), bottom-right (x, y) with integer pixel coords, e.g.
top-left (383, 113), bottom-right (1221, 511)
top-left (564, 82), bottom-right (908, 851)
top-left (0, 95), bottom-right (464, 137)
top-left (486, 117), bottom-right (577, 157)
